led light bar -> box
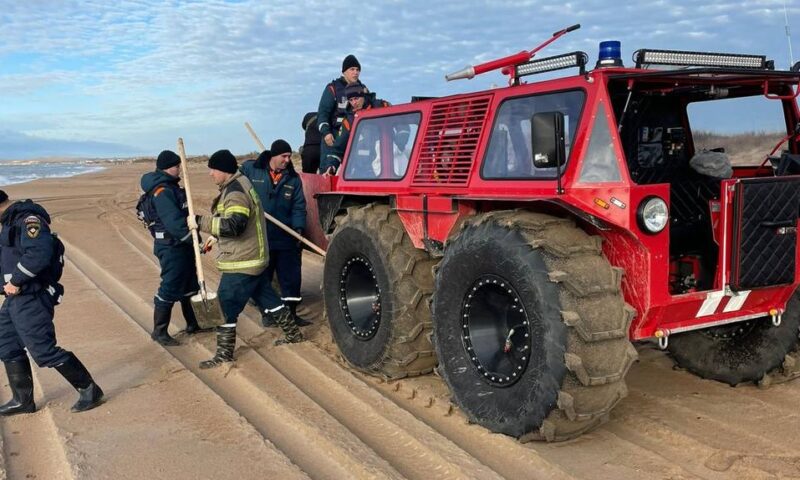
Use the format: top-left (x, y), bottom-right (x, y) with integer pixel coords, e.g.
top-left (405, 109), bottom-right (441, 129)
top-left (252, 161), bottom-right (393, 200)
top-left (515, 51), bottom-right (588, 78)
top-left (635, 49), bottom-right (769, 70)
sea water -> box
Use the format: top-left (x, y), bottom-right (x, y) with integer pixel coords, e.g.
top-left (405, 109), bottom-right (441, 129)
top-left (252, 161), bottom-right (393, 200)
top-left (0, 160), bottom-right (107, 186)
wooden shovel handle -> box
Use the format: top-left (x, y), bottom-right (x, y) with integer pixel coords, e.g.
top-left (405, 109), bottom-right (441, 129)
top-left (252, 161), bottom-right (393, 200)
top-left (177, 138), bottom-right (208, 290)
top-left (264, 211), bottom-right (326, 257)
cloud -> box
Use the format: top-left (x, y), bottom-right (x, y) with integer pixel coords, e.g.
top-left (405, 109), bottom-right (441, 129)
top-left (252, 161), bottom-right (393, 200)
top-left (0, 0), bottom-right (797, 157)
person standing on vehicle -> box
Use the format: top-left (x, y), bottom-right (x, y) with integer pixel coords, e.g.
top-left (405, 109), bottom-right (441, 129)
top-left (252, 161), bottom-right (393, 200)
top-left (300, 112), bottom-right (321, 174)
top-left (140, 150), bottom-right (209, 346)
top-left (192, 150), bottom-right (303, 369)
top-left (317, 54), bottom-right (363, 173)
top-left (0, 190), bottom-right (103, 414)
top-left (240, 140), bottom-right (311, 328)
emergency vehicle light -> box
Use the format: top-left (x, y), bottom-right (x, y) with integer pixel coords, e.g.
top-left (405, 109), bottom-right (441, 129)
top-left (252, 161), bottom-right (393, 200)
top-left (634, 49), bottom-right (769, 70)
top-left (515, 51), bottom-right (588, 78)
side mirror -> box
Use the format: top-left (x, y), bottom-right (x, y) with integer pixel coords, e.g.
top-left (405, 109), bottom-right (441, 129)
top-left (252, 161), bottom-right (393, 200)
top-left (531, 111), bottom-right (565, 169)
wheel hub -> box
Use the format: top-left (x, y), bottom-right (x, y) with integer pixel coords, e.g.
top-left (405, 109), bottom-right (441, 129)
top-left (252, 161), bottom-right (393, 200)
top-left (461, 274), bottom-right (531, 387)
top-left (340, 255), bottom-right (381, 340)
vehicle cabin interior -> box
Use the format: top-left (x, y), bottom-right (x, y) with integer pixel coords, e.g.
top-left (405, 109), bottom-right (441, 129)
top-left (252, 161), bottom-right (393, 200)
top-left (607, 70), bottom-right (800, 293)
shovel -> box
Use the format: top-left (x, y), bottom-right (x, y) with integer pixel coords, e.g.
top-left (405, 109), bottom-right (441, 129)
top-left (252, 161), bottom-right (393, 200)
top-left (178, 138), bottom-right (225, 329)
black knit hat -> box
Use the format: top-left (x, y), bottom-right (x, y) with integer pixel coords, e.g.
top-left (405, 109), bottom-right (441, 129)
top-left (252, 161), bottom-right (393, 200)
top-left (345, 82), bottom-right (366, 99)
top-left (0, 190), bottom-right (7, 205)
top-left (342, 54), bottom-right (361, 72)
top-left (270, 139), bottom-right (292, 156)
top-left (156, 150), bottom-right (181, 170)
top-left (255, 150), bottom-right (272, 169)
top-left (207, 149), bottom-right (238, 174)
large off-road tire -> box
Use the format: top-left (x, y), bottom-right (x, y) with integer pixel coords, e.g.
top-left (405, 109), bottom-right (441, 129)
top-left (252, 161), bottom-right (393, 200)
top-left (432, 211), bottom-right (637, 441)
top-left (323, 203), bottom-right (437, 379)
top-left (668, 290), bottom-right (800, 386)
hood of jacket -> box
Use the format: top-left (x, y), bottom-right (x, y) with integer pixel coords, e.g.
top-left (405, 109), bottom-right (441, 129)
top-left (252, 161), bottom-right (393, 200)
top-left (0, 199), bottom-right (50, 225)
top-left (141, 170), bottom-right (179, 193)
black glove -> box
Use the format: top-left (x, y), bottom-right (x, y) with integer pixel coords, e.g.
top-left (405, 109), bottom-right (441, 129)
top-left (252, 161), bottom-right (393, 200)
top-left (294, 228), bottom-right (304, 249)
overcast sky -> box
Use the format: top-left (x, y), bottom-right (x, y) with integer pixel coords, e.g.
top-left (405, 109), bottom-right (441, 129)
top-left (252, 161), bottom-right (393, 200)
top-left (0, 0), bottom-right (797, 159)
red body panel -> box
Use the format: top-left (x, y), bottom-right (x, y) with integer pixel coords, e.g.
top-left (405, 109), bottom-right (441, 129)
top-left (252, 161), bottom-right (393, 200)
top-left (324, 66), bottom-right (800, 342)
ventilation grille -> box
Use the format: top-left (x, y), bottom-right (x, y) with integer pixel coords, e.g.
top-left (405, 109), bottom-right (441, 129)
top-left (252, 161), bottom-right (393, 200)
top-left (412, 95), bottom-right (492, 186)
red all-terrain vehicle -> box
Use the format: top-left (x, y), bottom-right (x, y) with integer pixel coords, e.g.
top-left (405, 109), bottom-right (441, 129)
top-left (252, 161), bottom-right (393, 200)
top-left (313, 25), bottom-right (800, 441)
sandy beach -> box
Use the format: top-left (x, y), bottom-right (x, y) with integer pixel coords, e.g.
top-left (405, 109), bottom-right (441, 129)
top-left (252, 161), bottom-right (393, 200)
top-left (0, 162), bottom-right (798, 479)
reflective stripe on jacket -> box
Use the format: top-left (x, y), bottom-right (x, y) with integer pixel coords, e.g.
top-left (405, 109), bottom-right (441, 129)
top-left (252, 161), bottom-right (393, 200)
top-left (199, 172), bottom-right (268, 275)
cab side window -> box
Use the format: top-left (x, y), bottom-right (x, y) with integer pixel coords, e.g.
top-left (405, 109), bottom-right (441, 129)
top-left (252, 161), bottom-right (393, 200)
top-left (344, 112), bottom-right (421, 180)
top-left (482, 90), bottom-right (585, 179)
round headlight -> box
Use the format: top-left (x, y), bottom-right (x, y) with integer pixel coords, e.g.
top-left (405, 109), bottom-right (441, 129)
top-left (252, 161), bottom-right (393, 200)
top-left (637, 196), bottom-right (668, 234)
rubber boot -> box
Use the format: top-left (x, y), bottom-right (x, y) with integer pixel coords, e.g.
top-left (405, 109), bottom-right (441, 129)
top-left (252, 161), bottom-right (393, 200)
top-left (273, 307), bottom-right (304, 346)
top-left (0, 358), bottom-right (36, 415)
top-left (180, 298), bottom-right (212, 335)
top-left (286, 300), bottom-right (312, 327)
top-left (151, 305), bottom-right (180, 346)
top-left (199, 326), bottom-right (236, 369)
top-left (261, 309), bottom-right (278, 328)
top-left (55, 353), bottom-right (104, 413)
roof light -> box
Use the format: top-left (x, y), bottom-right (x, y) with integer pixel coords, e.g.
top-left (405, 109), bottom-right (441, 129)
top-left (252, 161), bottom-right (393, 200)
top-left (596, 41), bottom-right (623, 68)
top-left (515, 51), bottom-right (587, 78)
top-left (635, 49), bottom-right (769, 69)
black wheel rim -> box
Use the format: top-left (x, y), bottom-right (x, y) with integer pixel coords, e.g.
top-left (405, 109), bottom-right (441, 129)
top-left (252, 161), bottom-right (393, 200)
top-left (462, 274), bottom-right (531, 387)
top-left (340, 255), bottom-right (381, 340)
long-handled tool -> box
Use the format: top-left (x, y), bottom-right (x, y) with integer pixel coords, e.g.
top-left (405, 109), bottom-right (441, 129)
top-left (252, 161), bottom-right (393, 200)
top-left (178, 138), bottom-right (225, 329)
top-left (264, 211), bottom-right (326, 257)
top-left (243, 121), bottom-right (328, 256)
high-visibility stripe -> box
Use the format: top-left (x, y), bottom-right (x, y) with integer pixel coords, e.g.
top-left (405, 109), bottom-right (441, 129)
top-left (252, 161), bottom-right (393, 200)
top-left (16, 263), bottom-right (36, 278)
top-left (249, 187), bottom-right (266, 263)
top-left (224, 206), bottom-right (250, 216)
top-left (217, 258), bottom-right (266, 270)
top-left (211, 217), bottom-right (221, 237)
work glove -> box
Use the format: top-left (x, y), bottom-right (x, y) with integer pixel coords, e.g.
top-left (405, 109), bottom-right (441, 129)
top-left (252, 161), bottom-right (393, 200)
top-left (201, 236), bottom-right (217, 254)
top-left (187, 215), bottom-right (199, 231)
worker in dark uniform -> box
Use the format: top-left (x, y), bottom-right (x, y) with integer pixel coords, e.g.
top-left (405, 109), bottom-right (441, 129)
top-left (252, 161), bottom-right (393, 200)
top-left (318, 54), bottom-right (364, 174)
top-left (240, 140), bottom-right (311, 327)
top-left (324, 82), bottom-right (389, 176)
top-left (0, 190), bottom-right (103, 414)
top-left (300, 112), bottom-right (321, 174)
top-left (192, 150), bottom-right (303, 369)
top-left (140, 150), bottom-right (209, 346)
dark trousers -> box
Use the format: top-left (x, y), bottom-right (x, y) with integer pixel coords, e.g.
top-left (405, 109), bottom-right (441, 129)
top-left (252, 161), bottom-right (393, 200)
top-left (154, 243), bottom-right (198, 309)
top-left (218, 271), bottom-right (281, 323)
top-left (0, 291), bottom-right (70, 367)
top-left (265, 247), bottom-right (302, 301)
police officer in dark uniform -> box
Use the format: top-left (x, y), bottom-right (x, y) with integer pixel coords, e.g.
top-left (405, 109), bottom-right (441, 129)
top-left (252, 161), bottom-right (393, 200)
top-left (318, 54), bottom-right (364, 175)
top-left (0, 190), bottom-right (103, 414)
top-left (240, 140), bottom-right (311, 327)
top-left (140, 150), bottom-right (209, 346)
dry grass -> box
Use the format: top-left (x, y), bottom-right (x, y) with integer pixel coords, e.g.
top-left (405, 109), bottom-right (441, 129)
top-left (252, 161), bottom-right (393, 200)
top-left (693, 131), bottom-right (785, 166)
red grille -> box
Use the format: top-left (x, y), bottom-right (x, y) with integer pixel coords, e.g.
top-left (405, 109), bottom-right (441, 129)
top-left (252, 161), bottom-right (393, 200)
top-left (412, 94), bottom-right (492, 186)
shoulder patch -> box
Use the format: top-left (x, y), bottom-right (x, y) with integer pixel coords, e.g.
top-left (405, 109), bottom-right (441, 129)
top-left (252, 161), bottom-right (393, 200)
top-left (24, 216), bottom-right (42, 239)
top-left (153, 186), bottom-right (166, 196)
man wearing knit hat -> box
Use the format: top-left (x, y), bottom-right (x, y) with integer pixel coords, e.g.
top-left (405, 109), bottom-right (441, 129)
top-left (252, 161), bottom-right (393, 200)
top-left (139, 150), bottom-right (210, 346)
top-left (240, 140), bottom-right (309, 330)
top-left (317, 54), bottom-right (367, 173)
top-left (192, 149), bottom-right (302, 368)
